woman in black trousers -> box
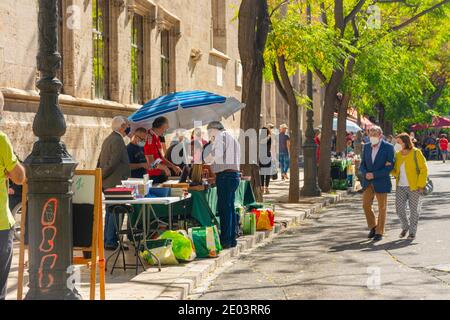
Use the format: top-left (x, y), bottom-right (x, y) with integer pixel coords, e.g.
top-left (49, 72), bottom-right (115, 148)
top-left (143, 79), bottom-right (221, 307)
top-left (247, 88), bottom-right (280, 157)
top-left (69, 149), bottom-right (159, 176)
top-left (259, 127), bottom-right (273, 194)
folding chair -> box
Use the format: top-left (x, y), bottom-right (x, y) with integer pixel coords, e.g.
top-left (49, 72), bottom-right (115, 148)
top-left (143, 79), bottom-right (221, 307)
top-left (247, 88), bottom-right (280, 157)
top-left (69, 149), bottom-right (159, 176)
top-left (17, 169), bottom-right (106, 300)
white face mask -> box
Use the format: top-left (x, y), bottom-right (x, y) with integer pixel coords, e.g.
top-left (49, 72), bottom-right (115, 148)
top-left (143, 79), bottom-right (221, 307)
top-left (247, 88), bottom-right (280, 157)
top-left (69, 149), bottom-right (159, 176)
top-left (370, 137), bottom-right (380, 145)
top-left (394, 143), bottom-right (403, 152)
top-left (137, 141), bottom-right (146, 148)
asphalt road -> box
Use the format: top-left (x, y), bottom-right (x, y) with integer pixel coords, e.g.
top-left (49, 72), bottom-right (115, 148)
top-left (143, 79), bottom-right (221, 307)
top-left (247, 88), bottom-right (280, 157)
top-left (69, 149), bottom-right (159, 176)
top-left (198, 161), bottom-right (450, 300)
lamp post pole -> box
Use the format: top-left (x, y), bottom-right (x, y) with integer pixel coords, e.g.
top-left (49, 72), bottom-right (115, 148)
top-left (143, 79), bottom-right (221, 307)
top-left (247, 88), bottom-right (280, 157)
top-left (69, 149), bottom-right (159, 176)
top-left (301, 3), bottom-right (321, 197)
top-left (24, 0), bottom-right (80, 300)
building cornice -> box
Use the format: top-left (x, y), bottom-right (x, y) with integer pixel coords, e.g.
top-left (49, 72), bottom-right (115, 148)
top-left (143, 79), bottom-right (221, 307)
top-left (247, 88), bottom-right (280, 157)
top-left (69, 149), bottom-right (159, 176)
top-left (1, 88), bottom-right (139, 114)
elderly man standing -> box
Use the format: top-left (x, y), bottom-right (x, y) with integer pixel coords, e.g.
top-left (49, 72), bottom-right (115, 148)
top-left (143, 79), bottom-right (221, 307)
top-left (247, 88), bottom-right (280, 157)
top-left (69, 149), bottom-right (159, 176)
top-left (359, 126), bottom-right (395, 242)
top-left (98, 116), bottom-right (131, 250)
top-left (206, 121), bottom-right (241, 249)
top-left (0, 91), bottom-right (26, 299)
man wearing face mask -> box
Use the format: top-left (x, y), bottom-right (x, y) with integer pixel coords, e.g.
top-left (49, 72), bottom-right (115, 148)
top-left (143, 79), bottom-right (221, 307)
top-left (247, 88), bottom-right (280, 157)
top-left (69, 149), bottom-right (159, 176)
top-left (127, 127), bottom-right (150, 179)
top-left (359, 126), bottom-right (395, 242)
top-left (98, 116), bottom-right (131, 250)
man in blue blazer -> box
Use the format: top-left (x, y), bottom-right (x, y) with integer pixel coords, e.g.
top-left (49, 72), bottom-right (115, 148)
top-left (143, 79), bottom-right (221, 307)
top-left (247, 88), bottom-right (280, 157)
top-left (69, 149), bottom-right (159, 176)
top-left (359, 126), bottom-right (395, 242)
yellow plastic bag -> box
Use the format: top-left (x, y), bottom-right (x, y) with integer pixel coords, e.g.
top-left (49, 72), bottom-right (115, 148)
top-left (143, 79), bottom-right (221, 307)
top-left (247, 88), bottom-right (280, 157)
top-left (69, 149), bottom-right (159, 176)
top-left (253, 209), bottom-right (275, 231)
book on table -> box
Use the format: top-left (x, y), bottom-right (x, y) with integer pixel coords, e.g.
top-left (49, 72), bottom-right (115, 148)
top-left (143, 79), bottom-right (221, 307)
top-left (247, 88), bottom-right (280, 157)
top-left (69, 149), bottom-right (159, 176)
top-left (104, 187), bottom-right (135, 200)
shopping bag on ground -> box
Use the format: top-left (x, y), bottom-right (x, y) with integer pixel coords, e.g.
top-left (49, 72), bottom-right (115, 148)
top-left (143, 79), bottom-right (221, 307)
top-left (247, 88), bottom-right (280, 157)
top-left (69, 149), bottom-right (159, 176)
top-left (252, 208), bottom-right (275, 231)
top-left (236, 206), bottom-right (245, 228)
top-left (140, 239), bottom-right (178, 265)
top-left (243, 213), bottom-right (256, 235)
top-left (188, 226), bottom-right (222, 258)
top-left (159, 230), bottom-right (196, 262)
top-left (176, 230), bottom-right (197, 261)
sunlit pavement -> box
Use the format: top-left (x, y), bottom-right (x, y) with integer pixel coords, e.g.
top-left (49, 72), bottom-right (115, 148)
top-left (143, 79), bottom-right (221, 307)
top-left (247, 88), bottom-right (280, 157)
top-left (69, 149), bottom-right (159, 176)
top-left (198, 161), bottom-right (450, 300)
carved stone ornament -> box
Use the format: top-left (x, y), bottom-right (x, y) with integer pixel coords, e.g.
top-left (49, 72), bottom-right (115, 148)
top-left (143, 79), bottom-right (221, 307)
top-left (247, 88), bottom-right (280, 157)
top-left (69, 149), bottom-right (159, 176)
top-left (190, 48), bottom-right (203, 62)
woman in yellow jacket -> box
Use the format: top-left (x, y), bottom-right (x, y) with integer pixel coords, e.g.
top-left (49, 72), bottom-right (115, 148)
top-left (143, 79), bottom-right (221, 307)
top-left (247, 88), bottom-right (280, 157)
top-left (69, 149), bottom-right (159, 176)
top-left (391, 133), bottom-right (428, 240)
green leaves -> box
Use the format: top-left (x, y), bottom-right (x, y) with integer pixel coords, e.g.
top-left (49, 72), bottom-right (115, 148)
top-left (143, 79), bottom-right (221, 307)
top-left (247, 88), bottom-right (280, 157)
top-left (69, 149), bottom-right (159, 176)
top-left (263, 0), bottom-right (449, 130)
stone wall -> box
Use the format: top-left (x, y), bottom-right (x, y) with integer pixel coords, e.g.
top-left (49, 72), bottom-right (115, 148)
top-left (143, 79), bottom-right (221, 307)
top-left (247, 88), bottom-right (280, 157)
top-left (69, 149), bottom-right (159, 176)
top-left (0, 0), bottom-right (323, 169)
top-left (0, 0), bottom-right (245, 169)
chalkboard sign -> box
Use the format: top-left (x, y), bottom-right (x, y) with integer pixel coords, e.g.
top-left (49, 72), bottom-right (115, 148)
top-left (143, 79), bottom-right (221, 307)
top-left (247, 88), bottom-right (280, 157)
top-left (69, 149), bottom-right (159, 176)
top-left (72, 174), bottom-right (97, 248)
top-left (24, 174), bottom-right (98, 247)
top-left (18, 169), bottom-right (106, 300)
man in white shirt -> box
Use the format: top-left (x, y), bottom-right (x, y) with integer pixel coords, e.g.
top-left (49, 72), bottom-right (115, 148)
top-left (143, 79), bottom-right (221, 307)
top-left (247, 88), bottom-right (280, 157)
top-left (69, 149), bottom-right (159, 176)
top-left (205, 121), bottom-right (241, 249)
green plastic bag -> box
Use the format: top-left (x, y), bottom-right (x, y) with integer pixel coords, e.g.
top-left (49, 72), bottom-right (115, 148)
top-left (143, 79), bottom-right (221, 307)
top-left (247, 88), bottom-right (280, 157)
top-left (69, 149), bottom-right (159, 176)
top-left (236, 206), bottom-right (245, 228)
top-left (243, 213), bottom-right (256, 235)
top-left (188, 226), bottom-right (222, 258)
top-left (159, 230), bottom-right (195, 262)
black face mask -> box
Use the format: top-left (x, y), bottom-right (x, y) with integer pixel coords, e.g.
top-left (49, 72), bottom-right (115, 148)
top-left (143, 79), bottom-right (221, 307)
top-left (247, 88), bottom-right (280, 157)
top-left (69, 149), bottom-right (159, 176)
top-left (125, 126), bottom-right (131, 136)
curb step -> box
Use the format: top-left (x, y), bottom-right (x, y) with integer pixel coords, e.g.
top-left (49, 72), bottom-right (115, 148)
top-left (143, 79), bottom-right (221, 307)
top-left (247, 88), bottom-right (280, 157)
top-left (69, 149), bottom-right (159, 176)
top-left (155, 190), bottom-right (346, 300)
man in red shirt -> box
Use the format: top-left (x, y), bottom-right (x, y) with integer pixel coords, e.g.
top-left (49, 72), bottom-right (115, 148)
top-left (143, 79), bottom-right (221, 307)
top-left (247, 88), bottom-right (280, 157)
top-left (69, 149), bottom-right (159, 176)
top-left (144, 116), bottom-right (182, 184)
top-left (439, 134), bottom-right (449, 163)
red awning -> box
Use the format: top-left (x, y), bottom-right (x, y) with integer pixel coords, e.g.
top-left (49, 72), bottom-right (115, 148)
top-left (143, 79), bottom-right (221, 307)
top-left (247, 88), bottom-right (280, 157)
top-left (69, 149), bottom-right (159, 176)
top-left (433, 116), bottom-right (450, 128)
top-left (411, 116), bottom-right (450, 131)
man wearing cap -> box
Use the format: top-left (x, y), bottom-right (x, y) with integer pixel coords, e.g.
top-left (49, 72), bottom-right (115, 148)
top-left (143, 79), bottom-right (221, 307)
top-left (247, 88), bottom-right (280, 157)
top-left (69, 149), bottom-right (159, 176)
top-left (279, 124), bottom-right (290, 180)
top-left (205, 121), bottom-right (241, 249)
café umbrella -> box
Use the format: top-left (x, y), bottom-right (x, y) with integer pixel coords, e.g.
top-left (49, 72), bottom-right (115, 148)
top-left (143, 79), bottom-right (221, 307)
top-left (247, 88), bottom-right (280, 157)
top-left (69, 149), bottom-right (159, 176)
top-left (318, 118), bottom-right (363, 133)
top-left (128, 90), bottom-right (245, 131)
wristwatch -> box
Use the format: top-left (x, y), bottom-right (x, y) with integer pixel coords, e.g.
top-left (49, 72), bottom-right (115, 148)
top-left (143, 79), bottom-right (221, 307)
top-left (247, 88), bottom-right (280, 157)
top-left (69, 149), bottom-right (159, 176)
top-left (151, 158), bottom-right (162, 169)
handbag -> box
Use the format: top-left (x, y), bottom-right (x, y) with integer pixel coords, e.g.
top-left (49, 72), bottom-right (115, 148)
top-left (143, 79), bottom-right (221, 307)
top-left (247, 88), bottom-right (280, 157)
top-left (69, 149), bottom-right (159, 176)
top-left (413, 150), bottom-right (433, 196)
top-left (271, 160), bottom-right (278, 180)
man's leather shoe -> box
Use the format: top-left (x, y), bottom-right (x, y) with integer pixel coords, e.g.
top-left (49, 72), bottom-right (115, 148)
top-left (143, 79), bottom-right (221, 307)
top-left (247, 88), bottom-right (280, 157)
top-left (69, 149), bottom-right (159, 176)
top-left (368, 228), bottom-right (376, 239)
top-left (373, 234), bottom-right (383, 242)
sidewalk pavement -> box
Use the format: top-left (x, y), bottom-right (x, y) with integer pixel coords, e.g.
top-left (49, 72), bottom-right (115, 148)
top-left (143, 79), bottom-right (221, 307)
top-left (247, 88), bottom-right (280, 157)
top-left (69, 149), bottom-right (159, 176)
top-left (6, 173), bottom-right (349, 300)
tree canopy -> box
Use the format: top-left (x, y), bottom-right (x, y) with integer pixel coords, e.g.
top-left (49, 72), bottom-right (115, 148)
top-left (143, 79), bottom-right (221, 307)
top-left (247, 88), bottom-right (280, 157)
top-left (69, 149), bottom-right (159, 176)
top-left (265, 0), bottom-right (449, 130)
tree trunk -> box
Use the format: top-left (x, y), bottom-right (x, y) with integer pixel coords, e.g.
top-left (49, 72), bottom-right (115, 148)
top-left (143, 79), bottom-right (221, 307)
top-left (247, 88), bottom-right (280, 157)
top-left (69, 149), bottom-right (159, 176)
top-left (354, 112), bottom-right (363, 155)
top-left (336, 92), bottom-right (352, 153)
top-left (377, 103), bottom-right (394, 135)
top-left (238, 0), bottom-right (270, 202)
top-left (336, 56), bottom-right (355, 153)
top-left (318, 69), bottom-right (344, 192)
top-left (288, 101), bottom-right (300, 202)
top-left (271, 57), bottom-right (300, 202)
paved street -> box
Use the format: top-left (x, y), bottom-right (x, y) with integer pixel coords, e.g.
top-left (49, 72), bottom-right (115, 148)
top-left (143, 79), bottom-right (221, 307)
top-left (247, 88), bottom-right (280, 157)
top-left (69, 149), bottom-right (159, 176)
top-left (198, 161), bottom-right (450, 300)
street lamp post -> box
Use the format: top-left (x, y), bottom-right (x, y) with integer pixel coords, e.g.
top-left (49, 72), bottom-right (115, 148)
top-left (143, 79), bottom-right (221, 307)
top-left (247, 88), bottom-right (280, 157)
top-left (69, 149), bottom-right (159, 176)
top-left (301, 3), bottom-right (321, 197)
top-left (24, 0), bottom-right (80, 300)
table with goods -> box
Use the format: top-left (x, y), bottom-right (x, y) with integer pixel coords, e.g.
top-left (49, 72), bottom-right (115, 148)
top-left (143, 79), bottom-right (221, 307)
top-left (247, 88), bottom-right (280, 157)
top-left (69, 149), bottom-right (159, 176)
top-left (102, 169), bottom-right (277, 270)
top-left (330, 155), bottom-right (360, 191)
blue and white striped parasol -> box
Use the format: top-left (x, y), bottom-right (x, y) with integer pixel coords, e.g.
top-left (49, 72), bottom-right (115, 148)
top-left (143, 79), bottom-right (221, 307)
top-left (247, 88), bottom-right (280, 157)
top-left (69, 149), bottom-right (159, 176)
top-left (129, 90), bottom-right (245, 130)
top-left (318, 117), bottom-right (362, 133)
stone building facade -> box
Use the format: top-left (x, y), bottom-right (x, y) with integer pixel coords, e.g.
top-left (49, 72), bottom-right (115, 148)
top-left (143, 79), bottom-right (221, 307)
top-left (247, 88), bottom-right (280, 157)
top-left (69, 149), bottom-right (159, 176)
top-left (0, 0), bottom-right (323, 169)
